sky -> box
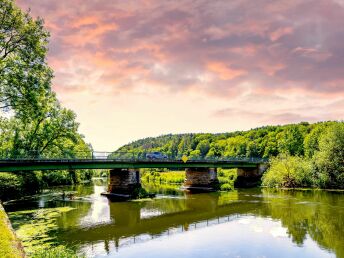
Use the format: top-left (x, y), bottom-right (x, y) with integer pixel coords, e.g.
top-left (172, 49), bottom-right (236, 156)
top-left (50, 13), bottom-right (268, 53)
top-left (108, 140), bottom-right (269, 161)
top-left (16, 0), bottom-right (344, 151)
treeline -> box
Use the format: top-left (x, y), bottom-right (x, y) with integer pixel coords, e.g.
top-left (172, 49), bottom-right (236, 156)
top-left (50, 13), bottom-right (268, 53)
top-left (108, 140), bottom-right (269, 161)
top-left (115, 121), bottom-right (344, 189)
top-left (115, 121), bottom-right (341, 159)
top-left (0, 0), bottom-right (92, 200)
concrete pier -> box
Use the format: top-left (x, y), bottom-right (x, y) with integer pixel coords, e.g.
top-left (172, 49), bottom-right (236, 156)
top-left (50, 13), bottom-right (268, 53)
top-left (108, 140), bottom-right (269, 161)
top-left (184, 168), bottom-right (219, 191)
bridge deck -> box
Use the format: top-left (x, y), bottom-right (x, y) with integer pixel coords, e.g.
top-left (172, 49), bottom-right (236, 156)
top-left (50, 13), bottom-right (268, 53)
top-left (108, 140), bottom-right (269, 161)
top-left (0, 159), bottom-right (264, 172)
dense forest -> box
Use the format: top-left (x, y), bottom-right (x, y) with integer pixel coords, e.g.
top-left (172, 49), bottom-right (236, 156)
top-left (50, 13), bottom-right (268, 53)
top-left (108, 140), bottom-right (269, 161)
top-left (115, 121), bottom-right (344, 189)
top-left (0, 0), bottom-right (93, 200)
top-left (114, 121), bottom-right (340, 159)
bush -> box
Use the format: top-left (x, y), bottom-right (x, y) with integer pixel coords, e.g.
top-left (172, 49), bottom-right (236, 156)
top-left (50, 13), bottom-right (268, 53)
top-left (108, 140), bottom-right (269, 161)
top-left (262, 155), bottom-right (313, 188)
top-left (217, 168), bottom-right (236, 191)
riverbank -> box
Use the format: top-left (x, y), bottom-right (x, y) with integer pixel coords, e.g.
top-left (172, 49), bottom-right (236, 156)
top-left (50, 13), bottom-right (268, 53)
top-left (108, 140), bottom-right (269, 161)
top-left (0, 203), bottom-right (25, 258)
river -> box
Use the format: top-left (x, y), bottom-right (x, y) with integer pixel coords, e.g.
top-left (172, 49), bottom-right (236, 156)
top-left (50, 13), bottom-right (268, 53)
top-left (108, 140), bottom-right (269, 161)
top-left (3, 179), bottom-right (344, 258)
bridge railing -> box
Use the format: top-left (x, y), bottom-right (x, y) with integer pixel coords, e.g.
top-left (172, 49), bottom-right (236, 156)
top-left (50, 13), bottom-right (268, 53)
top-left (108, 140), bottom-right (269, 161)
top-left (0, 150), bottom-right (268, 163)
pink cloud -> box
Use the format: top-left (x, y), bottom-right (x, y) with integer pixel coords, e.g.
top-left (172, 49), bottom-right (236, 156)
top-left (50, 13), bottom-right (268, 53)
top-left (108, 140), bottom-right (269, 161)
top-left (269, 27), bottom-right (294, 41)
top-left (15, 0), bottom-right (344, 133)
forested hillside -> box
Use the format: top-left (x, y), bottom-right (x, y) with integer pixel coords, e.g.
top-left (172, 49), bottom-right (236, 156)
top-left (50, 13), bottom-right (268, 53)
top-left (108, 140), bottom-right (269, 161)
top-left (115, 121), bottom-right (342, 159)
top-left (115, 121), bottom-right (344, 189)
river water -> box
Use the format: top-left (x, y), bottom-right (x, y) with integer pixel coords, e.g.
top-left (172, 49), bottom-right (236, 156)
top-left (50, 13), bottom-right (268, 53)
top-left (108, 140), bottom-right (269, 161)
top-left (4, 180), bottom-right (344, 258)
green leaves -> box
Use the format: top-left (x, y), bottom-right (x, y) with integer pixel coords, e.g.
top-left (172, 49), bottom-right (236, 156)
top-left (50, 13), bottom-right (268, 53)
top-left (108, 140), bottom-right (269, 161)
top-left (0, 0), bottom-right (51, 116)
top-left (0, 0), bottom-right (93, 197)
top-left (313, 123), bottom-right (344, 188)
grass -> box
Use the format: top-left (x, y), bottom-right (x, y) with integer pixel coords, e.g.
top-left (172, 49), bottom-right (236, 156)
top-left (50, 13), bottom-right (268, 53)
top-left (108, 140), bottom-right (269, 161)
top-left (0, 204), bottom-right (25, 258)
top-left (141, 171), bottom-right (185, 184)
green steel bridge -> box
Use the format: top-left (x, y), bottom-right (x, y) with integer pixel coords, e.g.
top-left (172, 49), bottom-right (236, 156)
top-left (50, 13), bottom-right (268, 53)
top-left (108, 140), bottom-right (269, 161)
top-left (0, 151), bottom-right (268, 172)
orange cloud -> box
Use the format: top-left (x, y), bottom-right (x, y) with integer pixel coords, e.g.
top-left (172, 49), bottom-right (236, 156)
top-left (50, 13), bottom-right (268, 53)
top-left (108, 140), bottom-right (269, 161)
top-left (207, 62), bottom-right (247, 80)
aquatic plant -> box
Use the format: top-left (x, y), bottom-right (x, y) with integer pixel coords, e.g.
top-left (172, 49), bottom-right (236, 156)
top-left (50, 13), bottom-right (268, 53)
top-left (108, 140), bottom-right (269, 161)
top-left (8, 207), bottom-right (75, 255)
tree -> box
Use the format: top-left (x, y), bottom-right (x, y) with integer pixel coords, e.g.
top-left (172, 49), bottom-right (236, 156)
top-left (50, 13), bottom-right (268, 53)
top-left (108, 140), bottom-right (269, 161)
top-left (196, 140), bottom-right (210, 157)
top-left (0, 0), bottom-right (51, 117)
top-left (277, 125), bottom-right (305, 156)
top-left (0, 0), bottom-right (93, 198)
top-left (314, 123), bottom-right (344, 188)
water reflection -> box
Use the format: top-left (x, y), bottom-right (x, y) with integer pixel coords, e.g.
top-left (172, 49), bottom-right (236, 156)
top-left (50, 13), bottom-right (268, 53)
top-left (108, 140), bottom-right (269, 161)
top-left (5, 182), bottom-right (344, 258)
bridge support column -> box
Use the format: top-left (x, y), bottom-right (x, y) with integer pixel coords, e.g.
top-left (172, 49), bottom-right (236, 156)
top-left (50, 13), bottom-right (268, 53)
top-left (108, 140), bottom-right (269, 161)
top-left (183, 168), bottom-right (219, 192)
top-left (104, 168), bottom-right (141, 198)
top-left (234, 164), bottom-right (268, 187)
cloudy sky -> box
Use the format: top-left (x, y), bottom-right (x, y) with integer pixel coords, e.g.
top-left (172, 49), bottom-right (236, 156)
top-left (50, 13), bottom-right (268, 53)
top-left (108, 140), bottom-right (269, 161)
top-left (17, 0), bottom-right (344, 151)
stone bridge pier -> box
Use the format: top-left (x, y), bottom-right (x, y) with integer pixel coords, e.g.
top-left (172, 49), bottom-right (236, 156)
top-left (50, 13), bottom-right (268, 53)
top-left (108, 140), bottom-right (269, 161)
top-left (235, 164), bottom-right (268, 187)
top-left (183, 168), bottom-right (219, 192)
top-left (105, 168), bottom-right (141, 198)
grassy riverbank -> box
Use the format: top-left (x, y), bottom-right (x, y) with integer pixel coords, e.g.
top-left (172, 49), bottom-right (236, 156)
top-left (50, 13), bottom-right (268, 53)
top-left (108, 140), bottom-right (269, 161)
top-left (0, 203), bottom-right (25, 258)
top-left (141, 169), bottom-right (237, 191)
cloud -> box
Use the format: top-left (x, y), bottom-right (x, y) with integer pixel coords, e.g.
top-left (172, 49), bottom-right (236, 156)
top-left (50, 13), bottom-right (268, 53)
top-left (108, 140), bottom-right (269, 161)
top-left (15, 0), bottom-right (344, 149)
top-left (17, 0), bottom-right (344, 99)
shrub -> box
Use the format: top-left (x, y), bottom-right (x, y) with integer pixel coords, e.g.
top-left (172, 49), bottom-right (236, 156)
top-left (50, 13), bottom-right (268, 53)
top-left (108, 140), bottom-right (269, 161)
top-left (262, 154), bottom-right (313, 188)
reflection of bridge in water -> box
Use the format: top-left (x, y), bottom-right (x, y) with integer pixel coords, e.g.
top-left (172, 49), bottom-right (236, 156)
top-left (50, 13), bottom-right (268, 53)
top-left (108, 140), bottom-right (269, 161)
top-left (58, 191), bottom-right (263, 249)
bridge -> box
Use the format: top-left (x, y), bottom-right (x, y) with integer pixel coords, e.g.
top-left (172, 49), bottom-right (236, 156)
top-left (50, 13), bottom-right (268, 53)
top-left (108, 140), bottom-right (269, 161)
top-left (0, 151), bottom-right (268, 196)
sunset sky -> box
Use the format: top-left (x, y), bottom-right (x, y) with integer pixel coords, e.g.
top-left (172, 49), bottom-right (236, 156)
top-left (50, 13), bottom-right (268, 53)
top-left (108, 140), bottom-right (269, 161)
top-left (16, 0), bottom-right (344, 151)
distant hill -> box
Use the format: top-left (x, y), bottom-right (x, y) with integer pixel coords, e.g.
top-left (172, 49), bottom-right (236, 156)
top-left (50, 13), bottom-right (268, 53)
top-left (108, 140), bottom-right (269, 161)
top-left (113, 121), bottom-right (343, 159)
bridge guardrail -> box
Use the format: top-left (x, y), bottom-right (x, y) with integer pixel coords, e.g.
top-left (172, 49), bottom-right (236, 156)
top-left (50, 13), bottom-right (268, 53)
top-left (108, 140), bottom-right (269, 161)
top-left (0, 150), bottom-right (268, 163)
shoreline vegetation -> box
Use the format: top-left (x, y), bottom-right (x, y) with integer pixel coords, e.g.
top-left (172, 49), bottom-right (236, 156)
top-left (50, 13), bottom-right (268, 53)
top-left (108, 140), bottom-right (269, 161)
top-left (0, 203), bottom-right (25, 258)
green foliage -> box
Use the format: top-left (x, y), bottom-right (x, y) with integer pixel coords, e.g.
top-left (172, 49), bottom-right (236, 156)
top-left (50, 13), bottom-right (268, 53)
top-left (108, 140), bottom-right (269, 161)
top-left (262, 155), bottom-right (313, 188)
top-left (313, 123), bottom-right (344, 189)
top-left (277, 125), bottom-right (306, 156)
top-left (115, 121), bottom-right (343, 190)
top-left (0, 0), bottom-right (51, 117)
top-left (113, 121), bottom-right (342, 161)
top-left (0, 0), bottom-right (93, 200)
top-left (262, 123), bottom-right (344, 189)
top-left (218, 168), bottom-right (236, 191)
